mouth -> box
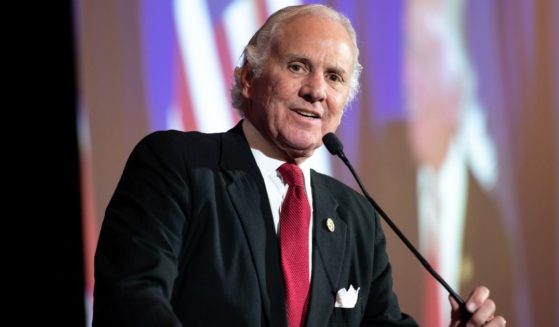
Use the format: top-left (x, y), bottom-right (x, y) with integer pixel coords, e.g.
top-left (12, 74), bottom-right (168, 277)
top-left (295, 109), bottom-right (320, 119)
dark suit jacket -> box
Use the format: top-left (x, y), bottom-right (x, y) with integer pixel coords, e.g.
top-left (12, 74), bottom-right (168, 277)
top-left (93, 122), bottom-right (417, 326)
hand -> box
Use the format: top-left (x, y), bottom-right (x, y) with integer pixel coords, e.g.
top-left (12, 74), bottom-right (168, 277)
top-left (449, 286), bottom-right (506, 327)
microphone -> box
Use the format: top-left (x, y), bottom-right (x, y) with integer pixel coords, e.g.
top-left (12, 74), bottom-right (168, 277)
top-left (322, 132), bottom-right (472, 320)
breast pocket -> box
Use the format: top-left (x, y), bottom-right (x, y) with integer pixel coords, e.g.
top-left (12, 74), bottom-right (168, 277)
top-left (328, 300), bottom-right (363, 326)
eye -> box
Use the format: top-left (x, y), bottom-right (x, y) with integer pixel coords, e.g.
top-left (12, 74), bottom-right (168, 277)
top-left (288, 62), bottom-right (307, 73)
top-left (326, 73), bottom-right (343, 83)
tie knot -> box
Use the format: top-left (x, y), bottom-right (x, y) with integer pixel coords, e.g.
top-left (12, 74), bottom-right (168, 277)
top-left (278, 163), bottom-right (305, 187)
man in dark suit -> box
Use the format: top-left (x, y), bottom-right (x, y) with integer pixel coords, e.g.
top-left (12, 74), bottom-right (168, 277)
top-left (93, 4), bottom-right (505, 326)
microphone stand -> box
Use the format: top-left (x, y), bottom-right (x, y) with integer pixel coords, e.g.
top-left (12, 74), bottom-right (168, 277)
top-left (323, 133), bottom-right (472, 321)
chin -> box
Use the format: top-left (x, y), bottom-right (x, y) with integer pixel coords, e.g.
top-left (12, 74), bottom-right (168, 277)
top-left (283, 143), bottom-right (318, 161)
top-left (276, 132), bottom-right (320, 157)
top-left (285, 149), bottom-right (314, 162)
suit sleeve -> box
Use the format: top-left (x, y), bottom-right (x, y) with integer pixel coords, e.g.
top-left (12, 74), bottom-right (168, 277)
top-left (360, 211), bottom-right (418, 326)
top-left (93, 132), bottom-right (189, 327)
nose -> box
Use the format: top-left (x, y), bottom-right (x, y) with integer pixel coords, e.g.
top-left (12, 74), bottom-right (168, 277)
top-left (300, 72), bottom-right (327, 103)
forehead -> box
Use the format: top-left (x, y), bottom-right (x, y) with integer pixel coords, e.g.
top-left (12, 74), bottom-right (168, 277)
top-left (271, 15), bottom-right (355, 67)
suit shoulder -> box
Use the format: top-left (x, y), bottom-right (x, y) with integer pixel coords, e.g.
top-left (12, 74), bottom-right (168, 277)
top-left (138, 130), bottom-right (220, 148)
top-left (134, 130), bottom-right (222, 153)
top-left (125, 130), bottom-right (225, 168)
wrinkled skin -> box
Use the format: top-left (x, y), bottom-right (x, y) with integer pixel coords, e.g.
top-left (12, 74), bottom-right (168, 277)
top-left (241, 14), bottom-right (354, 163)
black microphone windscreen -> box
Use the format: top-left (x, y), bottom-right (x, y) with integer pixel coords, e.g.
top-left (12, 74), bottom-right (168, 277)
top-left (322, 133), bottom-right (344, 156)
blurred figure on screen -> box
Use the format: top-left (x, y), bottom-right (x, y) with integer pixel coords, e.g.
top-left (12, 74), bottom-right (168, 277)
top-left (404, 0), bottom-right (513, 325)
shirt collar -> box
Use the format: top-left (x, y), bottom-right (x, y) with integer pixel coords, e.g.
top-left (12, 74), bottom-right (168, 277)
top-left (250, 147), bottom-right (312, 190)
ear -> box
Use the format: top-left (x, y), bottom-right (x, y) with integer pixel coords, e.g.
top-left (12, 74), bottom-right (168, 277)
top-left (240, 65), bottom-right (254, 99)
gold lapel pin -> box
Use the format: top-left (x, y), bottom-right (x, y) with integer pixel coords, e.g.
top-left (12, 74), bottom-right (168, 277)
top-left (326, 218), bottom-right (335, 232)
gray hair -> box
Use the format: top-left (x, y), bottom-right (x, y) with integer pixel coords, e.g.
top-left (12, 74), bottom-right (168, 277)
top-left (230, 4), bottom-right (363, 114)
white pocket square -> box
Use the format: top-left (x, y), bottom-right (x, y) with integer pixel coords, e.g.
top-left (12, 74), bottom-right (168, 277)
top-left (334, 284), bottom-right (360, 308)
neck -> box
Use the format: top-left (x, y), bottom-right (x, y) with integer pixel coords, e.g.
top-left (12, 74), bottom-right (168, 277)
top-left (242, 119), bottom-right (307, 164)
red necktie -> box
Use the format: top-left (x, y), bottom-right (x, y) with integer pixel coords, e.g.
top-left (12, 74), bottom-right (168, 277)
top-left (278, 163), bottom-right (311, 327)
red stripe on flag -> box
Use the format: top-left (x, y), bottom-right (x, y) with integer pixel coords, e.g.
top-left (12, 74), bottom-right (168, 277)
top-left (214, 22), bottom-right (240, 124)
top-left (175, 44), bottom-right (198, 131)
top-left (255, 0), bottom-right (269, 25)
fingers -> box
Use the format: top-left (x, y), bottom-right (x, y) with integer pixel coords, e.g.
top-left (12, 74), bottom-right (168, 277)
top-left (465, 286), bottom-right (490, 313)
top-left (467, 298), bottom-right (495, 326)
top-left (462, 286), bottom-right (506, 327)
top-left (483, 316), bottom-right (507, 326)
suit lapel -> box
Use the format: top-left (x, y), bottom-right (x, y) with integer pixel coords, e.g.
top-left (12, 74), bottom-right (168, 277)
top-left (220, 123), bottom-right (286, 327)
top-left (305, 171), bottom-right (348, 326)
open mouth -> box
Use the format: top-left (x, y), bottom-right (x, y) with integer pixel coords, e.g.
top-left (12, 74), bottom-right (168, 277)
top-left (295, 110), bottom-right (320, 119)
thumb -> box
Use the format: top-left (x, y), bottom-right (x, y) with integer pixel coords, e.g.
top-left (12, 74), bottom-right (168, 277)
top-left (449, 294), bottom-right (460, 311)
top-left (448, 295), bottom-right (466, 327)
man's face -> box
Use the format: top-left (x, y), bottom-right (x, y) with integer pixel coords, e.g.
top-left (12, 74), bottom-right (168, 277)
top-left (242, 15), bottom-right (354, 160)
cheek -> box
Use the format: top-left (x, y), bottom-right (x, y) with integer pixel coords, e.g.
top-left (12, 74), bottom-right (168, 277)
top-left (328, 95), bottom-right (347, 122)
top-left (274, 79), bottom-right (300, 101)
top-left (323, 106), bottom-right (344, 132)
top-left (262, 77), bottom-right (292, 106)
